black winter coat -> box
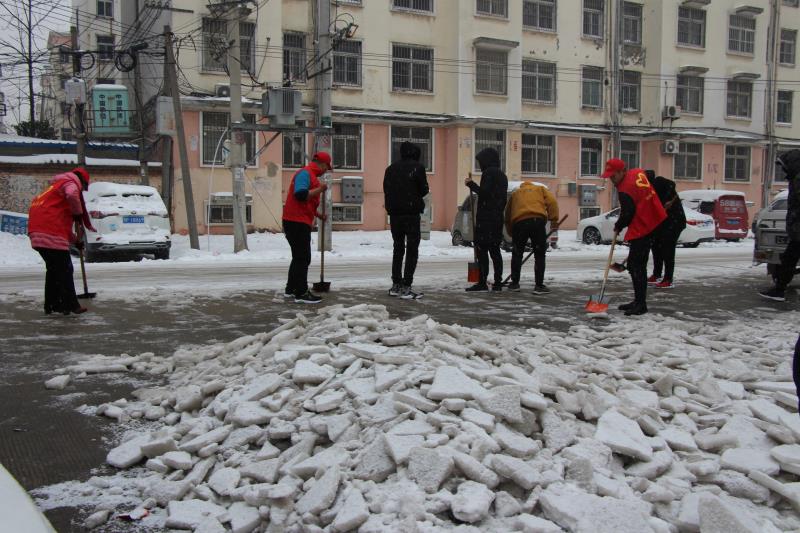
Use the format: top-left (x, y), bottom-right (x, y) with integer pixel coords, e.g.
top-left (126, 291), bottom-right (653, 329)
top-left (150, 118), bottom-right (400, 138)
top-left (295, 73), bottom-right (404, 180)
top-left (383, 142), bottom-right (430, 217)
top-left (650, 174), bottom-right (686, 235)
top-left (778, 150), bottom-right (800, 240)
top-left (468, 148), bottom-right (508, 244)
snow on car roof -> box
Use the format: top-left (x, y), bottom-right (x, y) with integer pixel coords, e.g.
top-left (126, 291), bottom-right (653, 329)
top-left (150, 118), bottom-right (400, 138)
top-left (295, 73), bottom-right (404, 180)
top-left (86, 182), bottom-right (159, 198)
top-left (678, 189), bottom-right (746, 201)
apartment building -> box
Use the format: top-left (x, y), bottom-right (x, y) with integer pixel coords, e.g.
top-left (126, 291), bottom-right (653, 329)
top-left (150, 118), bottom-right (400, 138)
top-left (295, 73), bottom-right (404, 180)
top-left (40, 32), bottom-right (74, 140)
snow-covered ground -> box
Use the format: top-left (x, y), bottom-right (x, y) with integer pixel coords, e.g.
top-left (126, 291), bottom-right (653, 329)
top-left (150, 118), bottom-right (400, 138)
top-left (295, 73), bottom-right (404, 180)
top-left (31, 304), bottom-right (800, 532)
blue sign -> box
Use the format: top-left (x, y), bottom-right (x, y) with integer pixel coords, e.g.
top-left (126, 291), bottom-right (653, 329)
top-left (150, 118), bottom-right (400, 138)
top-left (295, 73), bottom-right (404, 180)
top-left (1, 214), bottom-right (28, 235)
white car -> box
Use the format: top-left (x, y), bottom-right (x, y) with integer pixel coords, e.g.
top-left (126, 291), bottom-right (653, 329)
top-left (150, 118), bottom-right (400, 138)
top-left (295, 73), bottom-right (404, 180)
top-left (82, 182), bottom-right (171, 261)
top-left (576, 206), bottom-right (714, 247)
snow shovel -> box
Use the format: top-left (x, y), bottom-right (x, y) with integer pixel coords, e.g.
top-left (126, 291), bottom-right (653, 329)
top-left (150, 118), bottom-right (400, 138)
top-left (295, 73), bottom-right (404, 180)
top-left (312, 212), bottom-right (331, 293)
top-left (467, 190), bottom-right (481, 283)
top-left (585, 232), bottom-right (618, 313)
top-left (500, 214), bottom-right (569, 286)
top-left (610, 259), bottom-right (628, 273)
top-left (76, 241), bottom-right (96, 299)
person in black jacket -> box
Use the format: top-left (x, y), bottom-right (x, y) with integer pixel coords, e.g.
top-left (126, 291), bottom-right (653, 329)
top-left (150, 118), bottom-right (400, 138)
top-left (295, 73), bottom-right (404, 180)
top-left (647, 171), bottom-right (686, 289)
top-left (760, 149), bottom-right (800, 302)
top-left (383, 141), bottom-right (430, 299)
top-left (465, 147), bottom-right (508, 292)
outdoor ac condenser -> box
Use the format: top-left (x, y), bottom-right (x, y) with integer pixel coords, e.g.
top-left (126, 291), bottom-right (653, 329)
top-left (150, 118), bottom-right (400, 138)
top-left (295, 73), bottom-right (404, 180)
top-left (262, 89), bottom-right (302, 127)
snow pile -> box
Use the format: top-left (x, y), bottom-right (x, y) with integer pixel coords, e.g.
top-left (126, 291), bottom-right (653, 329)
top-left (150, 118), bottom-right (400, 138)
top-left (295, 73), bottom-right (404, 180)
top-left (35, 306), bottom-right (800, 532)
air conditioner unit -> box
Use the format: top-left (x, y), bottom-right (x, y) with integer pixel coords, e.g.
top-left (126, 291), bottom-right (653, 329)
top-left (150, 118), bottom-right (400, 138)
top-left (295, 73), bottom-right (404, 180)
top-left (215, 84), bottom-right (230, 98)
top-left (662, 140), bottom-right (681, 155)
top-left (663, 105), bottom-right (682, 120)
top-left (262, 88), bottom-right (302, 127)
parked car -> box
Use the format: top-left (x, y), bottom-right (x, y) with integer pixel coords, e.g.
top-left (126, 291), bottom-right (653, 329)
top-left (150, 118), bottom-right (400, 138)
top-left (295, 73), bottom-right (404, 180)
top-left (576, 205), bottom-right (714, 247)
top-left (451, 181), bottom-right (558, 251)
top-left (678, 189), bottom-right (750, 241)
top-left (753, 190), bottom-right (793, 281)
top-left (80, 182), bottom-right (171, 261)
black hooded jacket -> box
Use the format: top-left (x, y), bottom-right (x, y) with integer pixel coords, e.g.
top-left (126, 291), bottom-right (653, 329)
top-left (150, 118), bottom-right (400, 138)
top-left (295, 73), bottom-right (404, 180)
top-left (778, 149), bottom-right (800, 239)
top-left (468, 148), bottom-right (508, 243)
top-left (383, 142), bottom-right (430, 217)
top-left (646, 170), bottom-right (686, 234)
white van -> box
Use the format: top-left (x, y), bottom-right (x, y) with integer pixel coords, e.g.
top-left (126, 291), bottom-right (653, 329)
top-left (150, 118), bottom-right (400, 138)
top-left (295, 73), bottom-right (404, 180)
top-left (82, 182), bottom-right (171, 261)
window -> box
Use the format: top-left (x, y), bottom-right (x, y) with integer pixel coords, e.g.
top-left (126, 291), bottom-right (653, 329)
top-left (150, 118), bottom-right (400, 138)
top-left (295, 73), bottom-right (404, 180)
top-left (674, 143), bottom-right (702, 180)
top-left (393, 0), bottom-right (433, 13)
top-left (677, 6), bottom-right (706, 47)
top-left (208, 195), bottom-right (253, 224)
top-left (726, 80), bottom-right (752, 118)
top-left (580, 138), bottom-right (602, 176)
top-left (521, 134), bottom-right (555, 174)
top-left (283, 32), bottom-right (307, 83)
top-left (780, 29), bottom-right (797, 65)
top-left (334, 40), bottom-right (362, 87)
top-left (522, 60), bottom-right (556, 104)
top-left (391, 126), bottom-right (433, 172)
top-left (725, 146), bottom-right (751, 182)
top-left (474, 128), bottom-right (506, 170)
top-left (332, 204), bottom-right (363, 223)
top-left (97, 77), bottom-right (116, 85)
top-left (623, 2), bottom-right (642, 45)
top-left (59, 48), bottom-right (70, 63)
top-left (620, 140), bottom-right (640, 169)
top-left (239, 22), bottom-right (256, 74)
top-left (392, 44), bottom-right (433, 92)
top-left (676, 75), bottom-right (704, 114)
top-left (202, 18), bottom-right (226, 71)
top-left (620, 70), bottom-right (641, 112)
top-left (332, 123), bottom-right (362, 170)
top-left (97, 0), bottom-right (113, 18)
top-left (475, 48), bottom-right (508, 95)
top-left (202, 112), bottom-right (256, 166)
top-left (61, 128), bottom-right (73, 141)
top-left (476, 0), bottom-right (508, 17)
top-left (785, 0), bottom-right (799, 6)
top-left (581, 66), bottom-right (603, 108)
top-left (778, 90), bottom-right (793, 124)
top-left (97, 35), bottom-right (115, 61)
top-left (583, 0), bottom-right (604, 38)
top-left (282, 122), bottom-right (306, 168)
top-left (728, 15), bottom-right (756, 54)
top-left (523, 0), bottom-right (556, 31)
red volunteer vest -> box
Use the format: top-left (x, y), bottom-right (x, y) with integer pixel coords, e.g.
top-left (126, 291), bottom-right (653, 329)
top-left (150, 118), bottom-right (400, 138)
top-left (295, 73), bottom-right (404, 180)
top-left (616, 168), bottom-right (667, 241)
top-left (282, 163), bottom-right (322, 227)
top-left (28, 173), bottom-right (92, 241)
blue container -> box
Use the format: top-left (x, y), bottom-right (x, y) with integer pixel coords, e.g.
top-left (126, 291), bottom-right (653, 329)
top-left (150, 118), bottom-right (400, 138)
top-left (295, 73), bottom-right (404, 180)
top-left (92, 84), bottom-right (130, 135)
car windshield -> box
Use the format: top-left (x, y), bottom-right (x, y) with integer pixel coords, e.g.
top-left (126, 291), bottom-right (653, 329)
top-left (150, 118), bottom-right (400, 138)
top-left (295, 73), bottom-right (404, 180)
top-left (771, 198), bottom-right (788, 211)
top-left (698, 201), bottom-right (714, 215)
top-left (607, 208), bottom-right (620, 217)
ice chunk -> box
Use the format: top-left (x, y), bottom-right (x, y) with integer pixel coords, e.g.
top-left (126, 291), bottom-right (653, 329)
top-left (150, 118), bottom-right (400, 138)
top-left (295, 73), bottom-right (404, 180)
top-left (228, 501), bottom-right (261, 533)
top-left (291, 446), bottom-right (348, 478)
top-left (45, 375), bottom-right (71, 390)
top-left (451, 481), bottom-right (495, 523)
top-left (161, 450), bottom-right (193, 470)
top-left (407, 447), bottom-right (454, 493)
top-left (515, 514), bottom-right (562, 533)
top-left (660, 427), bottom-right (698, 452)
top-left (239, 459), bottom-right (280, 484)
top-left (494, 423), bottom-right (541, 458)
top-left (292, 360), bottom-right (334, 385)
top-left (331, 489), bottom-right (369, 532)
top-left (230, 402), bottom-right (274, 426)
top-left (295, 466), bottom-right (341, 515)
top-left (427, 366), bottom-right (486, 400)
top-left (539, 483), bottom-right (654, 533)
top-left (234, 374), bottom-right (283, 402)
top-left (106, 435), bottom-right (149, 468)
top-left (476, 385), bottom-right (523, 424)
top-left (697, 493), bottom-right (763, 533)
top-left (393, 390), bottom-right (438, 412)
top-left (451, 451), bottom-right (500, 489)
top-left (461, 408), bottom-right (495, 431)
top-left (595, 410), bottom-right (653, 461)
top-left (353, 437), bottom-right (395, 482)
top-left (489, 454), bottom-right (539, 490)
top-left (141, 437), bottom-right (178, 458)
top-left (541, 412), bottom-right (577, 452)
top-left (208, 467), bottom-right (241, 496)
top-left (179, 426), bottom-right (232, 453)
top-left (165, 499), bottom-right (226, 530)
top-left (720, 448), bottom-right (780, 476)
top-left (384, 434), bottom-right (425, 465)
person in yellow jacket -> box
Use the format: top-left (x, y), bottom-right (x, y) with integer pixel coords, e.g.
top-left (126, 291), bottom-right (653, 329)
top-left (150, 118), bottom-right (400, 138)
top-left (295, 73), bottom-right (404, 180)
top-left (505, 182), bottom-right (560, 293)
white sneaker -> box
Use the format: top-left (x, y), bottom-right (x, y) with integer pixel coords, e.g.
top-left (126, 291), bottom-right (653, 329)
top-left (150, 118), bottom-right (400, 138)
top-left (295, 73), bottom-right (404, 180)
top-left (400, 286), bottom-right (423, 300)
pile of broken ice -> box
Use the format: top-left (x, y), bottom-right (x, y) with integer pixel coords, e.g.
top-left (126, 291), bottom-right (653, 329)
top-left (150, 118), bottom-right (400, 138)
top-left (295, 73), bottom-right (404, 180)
top-left (44, 305), bottom-right (800, 532)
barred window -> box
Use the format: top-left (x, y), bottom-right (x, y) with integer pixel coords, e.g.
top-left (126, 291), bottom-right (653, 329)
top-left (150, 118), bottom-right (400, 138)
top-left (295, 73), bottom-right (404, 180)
top-left (332, 123), bottom-right (362, 170)
top-left (676, 75), bottom-right (704, 114)
top-left (580, 138), bottom-right (602, 176)
top-left (725, 145), bottom-right (751, 182)
top-left (393, 0), bottom-right (433, 13)
top-left (523, 0), bottom-right (556, 31)
top-left (334, 40), bottom-right (362, 87)
top-left (239, 22), bottom-right (256, 74)
top-left (97, 35), bottom-right (115, 61)
top-left (202, 19), bottom-right (227, 71)
top-left (474, 129), bottom-right (506, 171)
top-left (780, 29), bottom-right (797, 65)
top-left (282, 121), bottom-right (306, 168)
top-left (392, 44), bottom-right (433, 92)
top-left (778, 91), bottom-right (793, 124)
top-left (623, 2), bottom-right (642, 45)
top-left (726, 80), bottom-right (752, 118)
top-left (522, 60), bottom-right (556, 104)
top-left (728, 15), bottom-right (756, 54)
top-left (583, 0), bottom-right (604, 38)
top-left (677, 6), bottom-right (705, 47)
top-left (97, 0), bottom-right (113, 18)
top-left (476, 48), bottom-right (508, 95)
top-left (477, 0), bottom-right (508, 17)
top-left (521, 134), bottom-right (555, 174)
top-left (674, 143), bottom-right (702, 180)
top-left (202, 112), bottom-right (256, 166)
top-left (620, 140), bottom-right (640, 170)
top-left (582, 66), bottom-right (603, 108)
top-left (620, 70), bottom-right (641, 112)
top-left (391, 127), bottom-right (433, 172)
top-left (283, 32), bottom-right (307, 83)
top-left (208, 196), bottom-right (253, 224)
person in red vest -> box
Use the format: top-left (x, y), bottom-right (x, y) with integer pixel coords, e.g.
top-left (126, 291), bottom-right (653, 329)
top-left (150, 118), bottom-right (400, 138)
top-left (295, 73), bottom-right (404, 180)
top-left (601, 158), bottom-right (667, 316)
top-left (28, 167), bottom-right (95, 315)
top-left (282, 152), bottom-right (331, 304)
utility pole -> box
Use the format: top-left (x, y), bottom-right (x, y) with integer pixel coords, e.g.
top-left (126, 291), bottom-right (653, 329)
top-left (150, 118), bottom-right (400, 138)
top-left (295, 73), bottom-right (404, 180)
top-left (27, 0), bottom-right (35, 124)
top-left (164, 26), bottom-right (200, 249)
top-left (763, 0), bottom-right (781, 210)
top-left (228, 3), bottom-right (250, 252)
top-left (133, 5), bottom-right (149, 186)
top-left (609, 0), bottom-right (622, 159)
top-left (71, 22), bottom-right (86, 166)
top-left (315, 0), bottom-right (333, 252)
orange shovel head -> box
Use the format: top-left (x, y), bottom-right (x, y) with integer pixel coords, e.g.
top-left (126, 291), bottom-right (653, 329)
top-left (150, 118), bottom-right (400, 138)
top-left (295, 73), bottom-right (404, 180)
top-left (585, 300), bottom-right (609, 313)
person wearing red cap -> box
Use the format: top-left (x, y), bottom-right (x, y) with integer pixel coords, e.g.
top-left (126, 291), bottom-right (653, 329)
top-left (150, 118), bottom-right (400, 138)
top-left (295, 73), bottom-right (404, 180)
top-left (282, 152), bottom-right (331, 303)
top-left (601, 158), bottom-right (666, 315)
top-left (28, 167), bottom-right (95, 315)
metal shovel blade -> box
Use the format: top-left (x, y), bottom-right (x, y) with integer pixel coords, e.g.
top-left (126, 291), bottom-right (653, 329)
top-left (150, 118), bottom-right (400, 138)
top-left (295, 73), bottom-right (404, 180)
top-left (585, 296), bottom-right (610, 313)
top-left (312, 281), bottom-right (331, 293)
top-left (77, 292), bottom-right (97, 299)
top-left (609, 262), bottom-right (627, 273)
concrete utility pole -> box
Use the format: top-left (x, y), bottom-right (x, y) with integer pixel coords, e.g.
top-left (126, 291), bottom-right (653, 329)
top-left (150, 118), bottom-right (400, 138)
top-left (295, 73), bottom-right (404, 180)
top-left (71, 22), bottom-right (86, 166)
top-left (133, 5), bottom-right (149, 186)
top-left (763, 0), bottom-right (781, 209)
top-left (315, 0), bottom-right (333, 252)
top-left (164, 26), bottom-right (200, 249)
top-left (609, 0), bottom-right (622, 159)
top-left (228, 3), bottom-right (250, 253)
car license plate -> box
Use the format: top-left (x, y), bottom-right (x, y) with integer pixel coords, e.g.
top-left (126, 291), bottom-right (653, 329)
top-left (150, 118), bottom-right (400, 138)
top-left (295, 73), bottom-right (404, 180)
top-left (776, 235), bottom-right (789, 245)
top-left (123, 215), bottom-right (145, 224)
top-left (726, 218), bottom-right (739, 225)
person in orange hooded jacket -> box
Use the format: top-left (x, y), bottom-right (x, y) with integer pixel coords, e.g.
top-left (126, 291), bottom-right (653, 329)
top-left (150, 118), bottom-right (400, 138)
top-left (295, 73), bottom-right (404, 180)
top-left (28, 167), bottom-right (95, 315)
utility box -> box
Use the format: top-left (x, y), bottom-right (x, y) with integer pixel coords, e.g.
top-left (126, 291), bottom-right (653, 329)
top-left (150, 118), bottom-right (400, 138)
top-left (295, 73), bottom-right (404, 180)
top-left (91, 84), bottom-right (130, 135)
top-left (579, 184), bottom-right (598, 207)
top-left (341, 176), bottom-right (363, 204)
top-left (65, 78), bottom-right (87, 104)
top-left (262, 88), bottom-right (302, 127)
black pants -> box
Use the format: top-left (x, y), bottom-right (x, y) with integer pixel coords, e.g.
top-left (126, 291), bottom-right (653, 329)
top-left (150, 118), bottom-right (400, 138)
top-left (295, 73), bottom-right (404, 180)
top-left (776, 238), bottom-right (800, 290)
top-left (390, 214), bottom-right (421, 286)
top-left (652, 227), bottom-right (681, 282)
top-left (36, 248), bottom-right (79, 312)
top-left (627, 236), bottom-right (652, 305)
top-left (283, 220), bottom-right (312, 296)
top-left (475, 240), bottom-right (503, 285)
top-left (794, 335), bottom-right (800, 413)
top-left (511, 217), bottom-right (547, 286)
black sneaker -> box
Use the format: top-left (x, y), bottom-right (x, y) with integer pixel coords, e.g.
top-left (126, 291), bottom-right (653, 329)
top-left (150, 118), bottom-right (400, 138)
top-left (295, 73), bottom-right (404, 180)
top-left (465, 283), bottom-right (489, 292)
top-left (507, 282), bottom-right (521, 292)
top-left (400, 286), bottom-right (423, 300)
top-left (283, 287), bottom-right (294, 298)
top-left (618, 301), bottom-right (636, 311)
top-left (624, 303), bottom-right (648, 316)
top-left (759, 287), bottom-right (786, 302)
top-left (533, 285), bottom-right (551, 295)
top-left (294, 291), bottom-right (322, 304)
top-left (389, 283), bottom-right (402, 297)
top-left (491, 282), bottom-right (503, 292)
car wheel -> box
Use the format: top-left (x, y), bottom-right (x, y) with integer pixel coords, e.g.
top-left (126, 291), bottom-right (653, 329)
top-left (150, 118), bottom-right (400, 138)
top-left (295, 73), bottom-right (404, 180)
top-left (682, 242), bottom-right (700, 248)
top-left (582, 227), bottom-right (602, 245)
top-left (452, 231), bottom-right (464, 247)
top-left (725, 238), bottom-right (740, 243)
top-left (155, 249), bottom-right (170, 260)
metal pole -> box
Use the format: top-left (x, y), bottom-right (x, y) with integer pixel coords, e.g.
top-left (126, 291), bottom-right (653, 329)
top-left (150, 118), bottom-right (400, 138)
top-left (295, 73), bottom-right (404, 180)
top-left (610, 0), bottom-right (622, 159)
top-left (134, 9), bottom-right (149, 186)
top-left (71, 23), bottom-right (86, 166)
top-left (315, 0), bottom-right (333, 252)
top-left (763, 0), bottom-right (781, 210)
top-left (228, 4), bottom-right (249, 252)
